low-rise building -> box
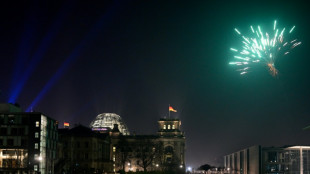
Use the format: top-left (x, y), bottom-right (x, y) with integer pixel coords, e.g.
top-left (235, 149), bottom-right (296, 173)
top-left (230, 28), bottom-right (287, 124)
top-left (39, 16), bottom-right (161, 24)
top-left (108, 117), bottom-right (186, 173)
top-left (224, 145), bottom-right (310, 174)
top-left (57, 125), bottom-right (113, 173)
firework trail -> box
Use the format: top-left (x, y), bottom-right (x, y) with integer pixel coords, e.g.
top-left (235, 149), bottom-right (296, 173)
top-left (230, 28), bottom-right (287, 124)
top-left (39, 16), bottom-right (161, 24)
top-left (229, 20), bottom-right (301, 76)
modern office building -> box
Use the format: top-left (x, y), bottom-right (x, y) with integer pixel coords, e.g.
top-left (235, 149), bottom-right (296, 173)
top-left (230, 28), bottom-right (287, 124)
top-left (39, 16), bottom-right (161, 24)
top-left (224, 145), bottom-right (310, 174)
top-left (0, 103), bottom-right (58, 174)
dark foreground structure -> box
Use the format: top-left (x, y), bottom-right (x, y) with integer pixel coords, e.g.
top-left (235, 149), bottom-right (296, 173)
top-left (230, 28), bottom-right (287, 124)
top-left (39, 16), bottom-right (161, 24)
top-left (57, 125), bottom-right (112, 173)
top-left (224, 145), bottom-right (310, 174)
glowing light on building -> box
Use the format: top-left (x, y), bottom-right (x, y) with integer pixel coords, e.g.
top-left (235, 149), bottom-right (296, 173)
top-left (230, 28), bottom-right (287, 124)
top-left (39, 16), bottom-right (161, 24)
top-left (89, 113), bottom-right (130, 135)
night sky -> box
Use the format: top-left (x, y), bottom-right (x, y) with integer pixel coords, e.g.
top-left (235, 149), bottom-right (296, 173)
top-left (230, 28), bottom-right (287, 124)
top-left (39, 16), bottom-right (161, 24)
top-left (1, 0), bottom-right (310, 168)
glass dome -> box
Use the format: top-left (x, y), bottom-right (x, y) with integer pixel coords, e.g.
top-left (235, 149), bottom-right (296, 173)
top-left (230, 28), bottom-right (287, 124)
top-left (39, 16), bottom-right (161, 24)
top-left (89, 113), bottom-right (130, 135)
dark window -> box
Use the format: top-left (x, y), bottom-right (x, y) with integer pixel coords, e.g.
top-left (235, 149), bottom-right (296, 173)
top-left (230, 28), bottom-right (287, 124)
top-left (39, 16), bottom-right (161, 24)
top-left (7, 139), bottom-right (14, 146)
top-left (11, 128), bottom-right (18, 135)
top-left (268, 152), bottom-right (278, 162)
top-left (240, 151), bottom-right (244, 172)
top-left (76, 142), bottom-right (80, 148)
top-left (21, 139), bottom-right (28, 147)
top-left (234, 153), bottom-right (237, 170)
top-left (85, 142), bottom-right (89, 148)
top-left (19, 128), bottom-right (25, 135)
top-left (0, 115), bottom-right (4, 124)
top-left (85, 153), bottom-right (88, 159)
top-left (0, 139), bottom-right (3, 146)
top-left (165, 146), bottom-right (174, 154)
top-left (247, 149), bottom-right (250, 171)
top-left (0, 128), bottom-right (7, 135)
top-left (22, 117), bottom-right (28, 124)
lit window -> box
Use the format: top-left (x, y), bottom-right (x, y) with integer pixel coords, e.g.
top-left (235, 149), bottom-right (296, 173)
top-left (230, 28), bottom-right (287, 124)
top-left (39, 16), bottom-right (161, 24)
top-left (163, 125), bottom-right (166, 129)
top-left (113, 146), bottom-right (116, 152)
top-left (168, 125), bottom-right (171, 129)
top-left (35, 143), bottom-right (38, 149)
top-left (172, 125), bottom-right (175, 129)
top-left (35, 121), bottom-right (40, 127)
top-left (34, 165), bottom-right (38, 171)
top-left (35, 132), bottom-right (39, 138)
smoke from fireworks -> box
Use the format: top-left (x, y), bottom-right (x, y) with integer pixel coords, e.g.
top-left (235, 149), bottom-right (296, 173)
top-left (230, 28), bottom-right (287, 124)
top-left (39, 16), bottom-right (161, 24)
top-left (229, 20), bottom-right (301, 76)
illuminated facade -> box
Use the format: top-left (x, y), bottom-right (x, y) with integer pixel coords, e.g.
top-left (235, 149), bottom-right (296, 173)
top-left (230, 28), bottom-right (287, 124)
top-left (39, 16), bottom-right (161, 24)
top-left (0, 103), bottom-right (58, 174)
top-left (89, 113), bottom-right (130, 135)
top-left (157, 118), bottom-right (185, 166)
top-left (110, 118), bottom-right (186, 173)
top-left (224, 145), bottom-right (310, 174)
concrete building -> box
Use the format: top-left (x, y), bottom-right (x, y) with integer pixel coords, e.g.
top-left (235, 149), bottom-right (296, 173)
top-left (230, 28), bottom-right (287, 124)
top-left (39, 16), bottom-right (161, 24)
top-left (107, 117), bottom-right (186, 173)
top-left (0, 103), bottom-right (58, 174)
top-left (157, 118), bottom-right (185, 167)
top-left (57, 125), bottom-right (113, 173)
top-left (224, 145), bottom-right (310, 174)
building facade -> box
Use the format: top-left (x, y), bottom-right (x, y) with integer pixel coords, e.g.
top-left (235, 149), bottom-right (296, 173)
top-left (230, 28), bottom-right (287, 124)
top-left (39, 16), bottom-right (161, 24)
top-left (224, 145), bottom-right (310, 174)
top-left (157, 118), bottom-right (185, 167)
top-left (57, 125), bottom-right (113, 173)
top-left (109, 117), bottom-right (186, 173)
top-left (0, 103), bottom-right (58, 174)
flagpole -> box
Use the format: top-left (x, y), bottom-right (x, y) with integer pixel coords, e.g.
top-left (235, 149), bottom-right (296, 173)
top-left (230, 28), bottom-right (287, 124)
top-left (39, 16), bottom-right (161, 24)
top-left (169, 104), bottom-right (170, 118)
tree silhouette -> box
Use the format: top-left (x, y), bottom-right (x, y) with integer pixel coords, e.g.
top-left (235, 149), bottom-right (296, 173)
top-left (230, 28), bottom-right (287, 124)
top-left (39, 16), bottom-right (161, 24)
top-left (115, 136), bottom-right (131, 171)
top-left (135, 139), bottom-right (163, 172)
top-left (198, 164), bottom-right (215, 171)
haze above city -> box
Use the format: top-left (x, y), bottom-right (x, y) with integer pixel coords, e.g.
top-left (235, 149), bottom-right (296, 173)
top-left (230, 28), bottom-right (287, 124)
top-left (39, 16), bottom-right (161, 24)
top-left (1, 0), bottom-right (310, 168)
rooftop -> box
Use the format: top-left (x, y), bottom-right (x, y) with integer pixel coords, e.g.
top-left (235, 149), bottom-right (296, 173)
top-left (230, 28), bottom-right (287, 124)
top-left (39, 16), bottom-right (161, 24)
top-left (0, 103), bottom-right (23, 113)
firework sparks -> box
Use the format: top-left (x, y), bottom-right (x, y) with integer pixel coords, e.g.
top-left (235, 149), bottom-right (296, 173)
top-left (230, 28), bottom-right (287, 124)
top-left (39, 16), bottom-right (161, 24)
top-left (229, 20), bottom-right (301, 76)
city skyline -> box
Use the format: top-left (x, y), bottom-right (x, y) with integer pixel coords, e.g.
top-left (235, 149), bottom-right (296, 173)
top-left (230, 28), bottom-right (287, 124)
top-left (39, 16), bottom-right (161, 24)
top-left (1, 0), bottom-right (310, 168)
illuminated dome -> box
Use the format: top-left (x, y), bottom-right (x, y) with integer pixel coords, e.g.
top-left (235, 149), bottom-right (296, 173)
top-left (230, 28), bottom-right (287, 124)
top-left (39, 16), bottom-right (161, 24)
top-left (89, 113), bottom-right (130, 135)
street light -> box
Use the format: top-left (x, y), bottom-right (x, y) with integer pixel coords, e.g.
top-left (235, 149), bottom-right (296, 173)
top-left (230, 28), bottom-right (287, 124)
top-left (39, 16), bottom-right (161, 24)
top-left (127, 162), bottom-right (132, 171)
top-left (187, 166), bottom-right (192, 173)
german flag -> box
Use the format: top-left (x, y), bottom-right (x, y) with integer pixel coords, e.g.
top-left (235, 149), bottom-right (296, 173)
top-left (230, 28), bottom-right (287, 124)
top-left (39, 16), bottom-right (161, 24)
top-left (169, 106), bottom-right (177, 112)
